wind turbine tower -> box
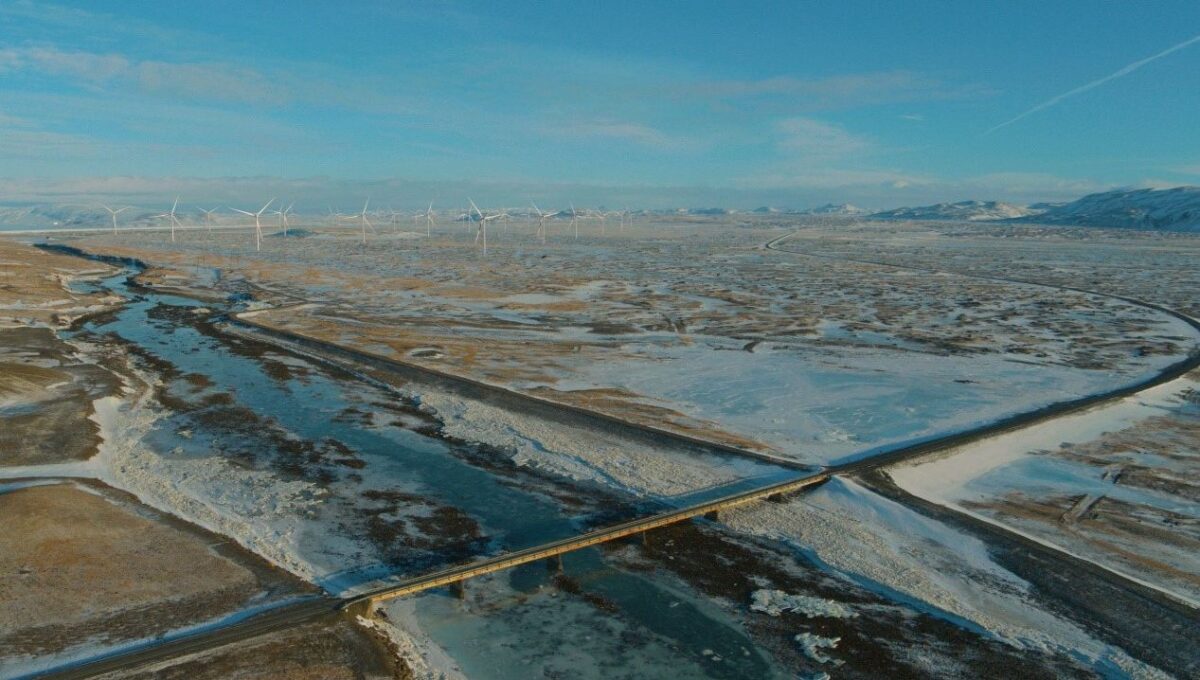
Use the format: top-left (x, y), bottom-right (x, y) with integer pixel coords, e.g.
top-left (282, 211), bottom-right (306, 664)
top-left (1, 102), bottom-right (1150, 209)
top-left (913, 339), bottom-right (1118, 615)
top-left (155, 197), bottom-right (184, 242)
top-left (469, 199), bottom-right (506, 256)
top-left (530, 202), bottom-right (559, 244)
top-left (272, 203), bottom-right (294, 237)
top-left (199, 207), bottom-right (219, 233)
top-left (422, 202), bottom-right (435, 236)
top-left (101, 205), bottom-right (129, 235)
top-left (355, 198), bottom-right (374, 244)
top-left (231, 198), bottom-right (276, 251)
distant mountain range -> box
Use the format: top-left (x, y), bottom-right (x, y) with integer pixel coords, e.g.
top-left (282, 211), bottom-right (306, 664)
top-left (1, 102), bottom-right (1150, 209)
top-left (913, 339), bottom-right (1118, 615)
top-left (1011, 187), bottom-right (1200, 232)
top-left (804, 203), bottom-right (869, 216)
top-left (0, 204), bottom-right (200, 230)
top-left (870, 200), bottom-right (1044, 222)
top-left (868, 187), bottom-right (1200, 232)
top-left (1, 187), bottom-right (1197, 232)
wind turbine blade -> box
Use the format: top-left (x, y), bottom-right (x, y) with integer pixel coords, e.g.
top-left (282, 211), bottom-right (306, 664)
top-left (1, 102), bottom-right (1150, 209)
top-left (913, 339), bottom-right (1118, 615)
top-left (259, 198), bottom-right (275, 214)
top-left (231, 208), bottom-right (254, 216)
top-left (469, 198), bottom-right (482, 218)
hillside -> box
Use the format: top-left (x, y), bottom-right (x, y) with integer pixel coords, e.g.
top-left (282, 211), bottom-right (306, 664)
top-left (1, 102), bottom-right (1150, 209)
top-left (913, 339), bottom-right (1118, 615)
top-left (871, 200), bottom-right (1043, 222)
top-left (1019, 187), bottom-right (1200, 232)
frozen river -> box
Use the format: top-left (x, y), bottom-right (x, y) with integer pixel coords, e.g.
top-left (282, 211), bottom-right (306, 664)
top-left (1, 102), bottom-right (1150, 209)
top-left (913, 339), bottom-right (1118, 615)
top-left (70, 261), bottom-right (791, 678)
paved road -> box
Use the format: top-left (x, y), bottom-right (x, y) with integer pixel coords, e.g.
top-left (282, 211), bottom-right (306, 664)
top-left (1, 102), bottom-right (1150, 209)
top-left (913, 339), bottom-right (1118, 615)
top-left (21, 597), bottom-right (342, 680)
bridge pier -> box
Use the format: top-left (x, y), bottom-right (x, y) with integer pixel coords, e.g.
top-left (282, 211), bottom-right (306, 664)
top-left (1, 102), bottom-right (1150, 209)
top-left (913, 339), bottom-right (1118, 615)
top-left (704, 509), bottom-right (720, 521)
top-left (641, 531), bottom-right (650, 547)
top-left (546, 554), bottom-right (564, 573)
top-left (450, 580), bottom-right (466, 600)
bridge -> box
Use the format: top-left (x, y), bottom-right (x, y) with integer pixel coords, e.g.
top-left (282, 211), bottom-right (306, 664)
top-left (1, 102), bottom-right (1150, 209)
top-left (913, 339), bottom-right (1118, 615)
top-left (351, 472), bottom-right (830, 606)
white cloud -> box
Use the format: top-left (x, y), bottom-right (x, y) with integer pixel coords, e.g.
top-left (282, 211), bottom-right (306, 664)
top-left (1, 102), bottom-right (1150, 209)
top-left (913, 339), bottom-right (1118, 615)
top-left (774, 118), bottom-right (871, 159)
top-left (734, 168), bottom-right (929, 191)
top-left (0, 128), bottom-right (111, 159)
top-left (0, 109), bottom-right (34, 127)
top-left (0, 47), bottom-right (289, 105)
top-left (685, 71), bottom-right (994, 110)
top-left (545, 120), bottom-right (689, 149)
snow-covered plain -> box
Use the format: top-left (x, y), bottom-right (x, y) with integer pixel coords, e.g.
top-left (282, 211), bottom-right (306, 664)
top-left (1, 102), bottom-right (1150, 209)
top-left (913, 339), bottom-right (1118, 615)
top-left (891, 370), bottom-right (1200, 605)
top-left (67, 218), bottom-right (1200, 467)
top-left (6, 217), bottom-right (1197, 676)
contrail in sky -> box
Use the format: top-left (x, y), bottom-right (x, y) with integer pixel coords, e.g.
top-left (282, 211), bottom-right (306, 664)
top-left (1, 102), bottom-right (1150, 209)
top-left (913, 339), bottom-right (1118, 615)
top-left (987, 32), bottom-right (1200, 134)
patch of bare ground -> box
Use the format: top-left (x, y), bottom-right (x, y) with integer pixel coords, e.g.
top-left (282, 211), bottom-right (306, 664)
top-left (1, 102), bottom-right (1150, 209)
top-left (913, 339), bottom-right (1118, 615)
top-left (0, 239), bottom-right (121, 328)
top-left (0, 326), bottom-right (122, 465)
top-left (0, 482), bottom-right (313, 660)
top-left (1054, 401), bottom-right (1200, 503)
top-left (953, 373), bottom-right (1200, 600)
top-left (96, 618), bottom-right (410, 680)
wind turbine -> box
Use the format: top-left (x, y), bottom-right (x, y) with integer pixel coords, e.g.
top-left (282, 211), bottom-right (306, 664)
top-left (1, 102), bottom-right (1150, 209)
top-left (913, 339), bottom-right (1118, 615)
top-left (272, 202), bottom-right (294, 237)
top-left (469, 199), bottom-right (506, 256)
top-left (198, 207), bottom-right (220, 233)
top-left (101, 205), bottom-right (129, 235)
top-left (154, 197), bottom-right (183, 242)
top-left (420, 202), bottom-right (435, 236)
top-left (231, 198), bottom-right (275, 251)
top-left (354, 198), bottom-right (374, 244)
top-left (530, 202), bottom-right (559, 244)
top-left (569, 203), bottom-right (579, 239)
top-left (329, 207), bottom-right (353, 229)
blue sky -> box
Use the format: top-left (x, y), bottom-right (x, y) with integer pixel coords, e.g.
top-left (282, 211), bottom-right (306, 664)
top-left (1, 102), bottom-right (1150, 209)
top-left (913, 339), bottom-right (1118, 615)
top-left (1, 0), bottom-right (1198, 208)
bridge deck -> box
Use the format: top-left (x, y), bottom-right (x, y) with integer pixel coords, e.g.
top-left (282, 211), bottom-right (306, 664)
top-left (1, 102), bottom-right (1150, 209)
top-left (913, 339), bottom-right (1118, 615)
top-left (357, 472), bottom-right (829, 604)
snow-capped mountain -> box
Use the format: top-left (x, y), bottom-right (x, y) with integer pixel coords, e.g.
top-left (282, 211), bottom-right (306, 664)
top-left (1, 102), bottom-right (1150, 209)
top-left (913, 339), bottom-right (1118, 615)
top-left (1016, 187), bottom-right (1200, 232)
top-left (871, 200), bottom-right (1044, 222)
top-left (803, 203), bottom-right (869, 216)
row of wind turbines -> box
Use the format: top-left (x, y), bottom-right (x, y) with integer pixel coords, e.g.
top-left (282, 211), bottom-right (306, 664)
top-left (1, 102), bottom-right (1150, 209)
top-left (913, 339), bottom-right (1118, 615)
top-left (100, 198), bottom-right (634, 253)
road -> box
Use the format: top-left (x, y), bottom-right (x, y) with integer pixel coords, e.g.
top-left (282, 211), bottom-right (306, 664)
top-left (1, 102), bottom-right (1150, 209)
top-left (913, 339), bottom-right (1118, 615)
top-left (20, 597), bottom-right (342, 680)
top-left (26, 232), bottom-right (1200, 679)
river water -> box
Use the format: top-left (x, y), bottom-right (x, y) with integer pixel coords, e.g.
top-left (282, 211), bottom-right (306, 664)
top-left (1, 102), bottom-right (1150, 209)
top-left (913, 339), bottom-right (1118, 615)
top-left (68, 263), bottom-right (790, 678)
